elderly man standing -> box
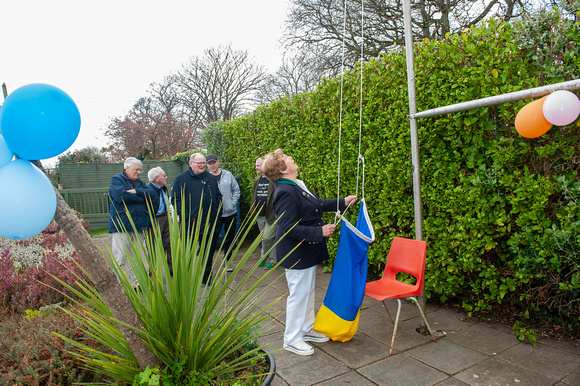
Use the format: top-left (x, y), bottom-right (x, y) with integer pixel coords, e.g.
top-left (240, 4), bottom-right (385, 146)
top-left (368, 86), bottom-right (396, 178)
top-left (108, 157), bottom-right (155, 287)
top-left (172, 153), bottom-right (222, 285)
top-left (207, 154), bottom-right (240, 272)
top-left (147, 166), bottom-right (173, 274)
top-left (251, 156), bottom-right (277, 269)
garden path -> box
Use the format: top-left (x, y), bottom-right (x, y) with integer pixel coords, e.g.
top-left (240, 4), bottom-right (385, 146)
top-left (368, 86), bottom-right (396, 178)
top-left (93, 234), bottom-right (580, 385)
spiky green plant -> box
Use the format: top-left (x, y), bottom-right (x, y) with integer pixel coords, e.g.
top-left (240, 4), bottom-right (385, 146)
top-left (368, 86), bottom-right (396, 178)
top-left (54, 200), bottom-right (286, 384)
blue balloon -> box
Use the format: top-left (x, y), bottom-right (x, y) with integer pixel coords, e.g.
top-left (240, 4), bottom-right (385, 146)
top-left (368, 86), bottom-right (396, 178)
top-left (0, 159), bottom-right (57, 240)
top-left (0, 134), bottom-right (13, 168)
top-left (0, 83), bottom-right (81, 160)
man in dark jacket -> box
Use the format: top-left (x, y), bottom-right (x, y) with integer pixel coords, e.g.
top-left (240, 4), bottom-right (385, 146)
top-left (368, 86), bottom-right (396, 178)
top-left (108, 157), bottom-right (156, 287)
top-left (172, 153), bottom-right (222, 284)
top-left (147, 166), bottom-right (172, 274)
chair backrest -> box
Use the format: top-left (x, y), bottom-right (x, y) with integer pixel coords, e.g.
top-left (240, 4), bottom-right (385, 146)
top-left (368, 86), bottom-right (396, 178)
top-left (383, 237), bottom-right (428, 293)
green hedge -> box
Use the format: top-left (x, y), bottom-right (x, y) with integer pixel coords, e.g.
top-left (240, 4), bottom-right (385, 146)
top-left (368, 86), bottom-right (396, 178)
top-left (222, 13), bottom-right (580, 331)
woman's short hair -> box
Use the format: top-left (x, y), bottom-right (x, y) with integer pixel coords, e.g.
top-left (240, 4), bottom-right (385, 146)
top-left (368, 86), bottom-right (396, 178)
top-left (262, 149), bottom-right (287, 182)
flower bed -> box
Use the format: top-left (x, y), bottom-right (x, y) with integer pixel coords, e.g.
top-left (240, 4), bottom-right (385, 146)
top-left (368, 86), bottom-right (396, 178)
top-left (0, 222), bottom-right (88, 314)
top-left (0, 221), bottom-right (113, 384)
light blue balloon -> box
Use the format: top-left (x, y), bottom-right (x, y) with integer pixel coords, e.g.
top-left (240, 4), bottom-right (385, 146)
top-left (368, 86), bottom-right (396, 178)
top-left (0, 159), bottom-right (57, 240)
top-left (0, 83), bottom-right (81, 160)
top-left (0, 134), bottom-right (13, 168)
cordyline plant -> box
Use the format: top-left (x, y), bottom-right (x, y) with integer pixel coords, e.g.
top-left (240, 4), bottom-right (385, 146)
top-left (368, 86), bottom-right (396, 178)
top-left (54, 200), bottom-right (286, 384)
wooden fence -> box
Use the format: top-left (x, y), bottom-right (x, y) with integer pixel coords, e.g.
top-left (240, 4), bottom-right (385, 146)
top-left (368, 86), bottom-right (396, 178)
top-left (60, 187), bottom-right (111, 230)
top-left (59, 161), bottom-right (186, 230)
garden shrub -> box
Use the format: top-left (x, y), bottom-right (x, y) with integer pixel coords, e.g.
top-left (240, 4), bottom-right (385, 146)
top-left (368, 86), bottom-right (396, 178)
top-left (57, 147), bottom-right (109, 164)
top-left (0, 225), bottom-right (90, 314)
top-left (221, 10), bottom-right (580, 334)
top-left (0, 223), bottom-right (110, 384)
top-left (0, 304), bottom-right (113, 385)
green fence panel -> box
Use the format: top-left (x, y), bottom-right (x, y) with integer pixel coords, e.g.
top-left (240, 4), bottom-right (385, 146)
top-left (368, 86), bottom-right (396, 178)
top-left (59, 161), bottom-right (187, 189)
top-left (60, 187), bottom-right (110, 231)
top-left (58, 161), bottom-right (188, 231)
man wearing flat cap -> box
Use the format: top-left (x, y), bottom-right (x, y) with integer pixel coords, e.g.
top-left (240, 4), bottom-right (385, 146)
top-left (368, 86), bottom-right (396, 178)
top-left (207, 154), bottom-right (240, 272)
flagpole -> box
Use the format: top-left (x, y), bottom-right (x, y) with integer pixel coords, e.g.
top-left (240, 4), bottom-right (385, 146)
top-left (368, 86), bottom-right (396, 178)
top-left (402, 0), bottom-right (430, 334)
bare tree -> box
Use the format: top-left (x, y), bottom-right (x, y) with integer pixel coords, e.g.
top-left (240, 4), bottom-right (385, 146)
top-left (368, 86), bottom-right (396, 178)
top-left (177, 45), bottom-right (268, 123)
top-left (258, 49), bottom-right (340, 103)
top-left (284, 0), bottom-right (531, 71)
top-left (147, 75), bottom-right (182, 114)
top-left (105, 76), bottom-right (203, 161)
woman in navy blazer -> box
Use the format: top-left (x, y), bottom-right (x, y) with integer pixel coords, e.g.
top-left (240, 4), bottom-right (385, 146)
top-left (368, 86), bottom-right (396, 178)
top-left (262, 149), bottom-right (356, 356)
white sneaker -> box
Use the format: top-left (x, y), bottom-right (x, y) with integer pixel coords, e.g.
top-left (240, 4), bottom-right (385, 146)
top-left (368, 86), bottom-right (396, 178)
top-left (303, 329), bottom-right (330, 343)
top-left (283, 340), bottom-right (314, 356)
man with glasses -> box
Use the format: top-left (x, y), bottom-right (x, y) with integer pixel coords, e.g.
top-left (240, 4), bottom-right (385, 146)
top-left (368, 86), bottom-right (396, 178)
top-left (172, 153), bottom-right (222, 284)
top-left (147, 166), bottom-right (173, 275)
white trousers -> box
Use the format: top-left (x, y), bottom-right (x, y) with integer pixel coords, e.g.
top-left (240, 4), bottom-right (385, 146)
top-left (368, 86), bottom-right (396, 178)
top-left (112, 232), bottom-right (148, 287)
top-left (284, 266), bottom-right (317, 346)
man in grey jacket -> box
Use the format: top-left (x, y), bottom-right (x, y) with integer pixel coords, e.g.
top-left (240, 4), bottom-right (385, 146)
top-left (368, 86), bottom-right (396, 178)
top-left (207, 154), bottom-right (240, 271)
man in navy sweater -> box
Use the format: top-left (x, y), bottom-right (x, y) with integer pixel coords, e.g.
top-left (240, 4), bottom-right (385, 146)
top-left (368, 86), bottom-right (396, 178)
top-left (172, 153), bottom-right (222, 285)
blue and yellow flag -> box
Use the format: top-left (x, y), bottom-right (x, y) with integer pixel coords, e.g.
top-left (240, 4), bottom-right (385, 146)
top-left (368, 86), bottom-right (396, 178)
top-left (314, 199), bottom-right (375, 342)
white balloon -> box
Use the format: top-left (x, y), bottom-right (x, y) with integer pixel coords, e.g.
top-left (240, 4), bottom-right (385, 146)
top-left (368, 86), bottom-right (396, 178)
top-left (542, 90), bottom-right (580, 126)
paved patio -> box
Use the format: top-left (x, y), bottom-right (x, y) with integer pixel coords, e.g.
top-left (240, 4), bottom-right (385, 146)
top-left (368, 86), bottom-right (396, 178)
top-left (94, 234), bottom-right (580, 385)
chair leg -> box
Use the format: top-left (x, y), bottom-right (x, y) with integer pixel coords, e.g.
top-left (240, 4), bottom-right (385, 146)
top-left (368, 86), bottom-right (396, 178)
top-left (408, 297), bottom-right (437, 343)
top-left (389, 298), bottom-right (402, 355)
top-left (381, 300), bottom-right (395, 323)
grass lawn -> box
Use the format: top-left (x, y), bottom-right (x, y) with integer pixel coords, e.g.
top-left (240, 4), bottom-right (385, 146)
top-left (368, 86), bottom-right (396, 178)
top-left (90, 228), bottom-right (109, 237)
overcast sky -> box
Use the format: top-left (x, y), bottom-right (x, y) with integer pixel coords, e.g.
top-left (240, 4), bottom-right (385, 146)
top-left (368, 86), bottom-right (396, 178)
top-left (1, 0), bottom-right (290, 166)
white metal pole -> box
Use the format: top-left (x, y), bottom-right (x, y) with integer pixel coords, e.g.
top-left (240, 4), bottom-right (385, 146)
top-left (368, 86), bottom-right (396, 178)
top-left (411, 79), bottom-right (580, 119)
top-left (402, 0), bottom-right (423, 241)
top-left (402, 0), bottom-right (429, 333)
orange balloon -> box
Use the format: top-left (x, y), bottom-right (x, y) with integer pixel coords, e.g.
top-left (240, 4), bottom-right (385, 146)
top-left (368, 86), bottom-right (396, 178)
top-left (515, 96), bottom-right (552, 138)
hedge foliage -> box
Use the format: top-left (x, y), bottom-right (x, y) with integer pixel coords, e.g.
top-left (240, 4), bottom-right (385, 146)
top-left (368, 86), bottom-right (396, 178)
top-left (221, 12), bottom-right (580, 331)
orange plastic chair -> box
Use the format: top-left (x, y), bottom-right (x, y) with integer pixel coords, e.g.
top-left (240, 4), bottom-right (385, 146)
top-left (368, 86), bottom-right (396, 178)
top-left (365, 237), bottom-right (436, 355)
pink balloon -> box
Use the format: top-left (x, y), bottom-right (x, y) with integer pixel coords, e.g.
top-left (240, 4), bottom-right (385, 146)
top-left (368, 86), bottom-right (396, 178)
top-left (542, 90), bottom-right (580, 126)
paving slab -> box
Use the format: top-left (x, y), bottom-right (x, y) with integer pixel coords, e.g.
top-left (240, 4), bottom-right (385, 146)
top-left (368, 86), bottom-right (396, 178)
top-left (357, 307), bottom-right (395, 344)
top-left (93, 234), bottom-right (112, 251)
top-left (495, 341), bottom-right (580, 381)
top-left (358, 304), bottom-right (439, 353)
top-left (275, 348), bottom-right (350, 385)
top-left (315, 270), bottom-right (333, 288)
top-left (321, 332), bottom-right (389, 368)
top-left (89, 237), bottom-right (580, 385)
top-left (560, 368), bottom-right (580, 385)
top-left (270, 374), bottom-right (290, 386)
top-left (406, 339), bottom-right (489, 375)
top-left (316, 371), bottom-right (377, 385)
top-left (445, 322), bottom-right (520, 356)
top-left (314, 285), bottom-right (328, 304)
top-left (428, 307), bottom-right (477, 332)
top-left (434, 378), bottom-right (469, 385)
top-left (386, 317), bottom-right (440, 354)
top-left (358, 353), bottom-right (448, 385)
top-left (454, 357), bottom-right (558, 386)
top-left (260, 316), bottom-right (286, 337)
top-left (538, 335), bottom-right (580, 355)
top-left (361, 296), bottom-right (386, 312)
